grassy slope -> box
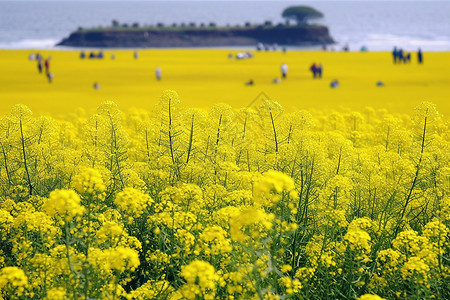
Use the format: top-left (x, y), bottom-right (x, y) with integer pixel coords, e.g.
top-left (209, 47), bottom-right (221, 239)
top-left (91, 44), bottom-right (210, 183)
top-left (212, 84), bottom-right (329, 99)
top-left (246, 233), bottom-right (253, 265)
top-left (0, 49), bottom-right (449, 117)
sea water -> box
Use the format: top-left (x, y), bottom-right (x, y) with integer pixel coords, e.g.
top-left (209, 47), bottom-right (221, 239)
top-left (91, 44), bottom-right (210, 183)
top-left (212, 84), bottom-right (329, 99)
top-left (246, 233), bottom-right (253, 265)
top-left (0, 0), bottom-right (449, 51)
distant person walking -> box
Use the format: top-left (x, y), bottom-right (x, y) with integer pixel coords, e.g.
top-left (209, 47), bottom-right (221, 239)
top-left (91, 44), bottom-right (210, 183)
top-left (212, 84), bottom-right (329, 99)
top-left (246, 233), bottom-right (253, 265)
top-left (134, 51), bottom-right (139, 59)
top-left (44, 58), bottom-right (50, 74)
top-left (405, 53), bottom-right (411, 63)
top-left (398, 48), bottom-right (404, 63)
top-left (155, 67), bottom-right (162, 80)
top-left (37, 59), bottom-right (43, 73)
top-left (392, 47), bottom-right (398, 64)
top-left (317, 64), bottom-right (323, 78)
top-left (418, 48), bottom-right (423, 64)
top-left (310, 63), bottom-right (318, 78)
top-left (280, 63), bottom-right (288, 79)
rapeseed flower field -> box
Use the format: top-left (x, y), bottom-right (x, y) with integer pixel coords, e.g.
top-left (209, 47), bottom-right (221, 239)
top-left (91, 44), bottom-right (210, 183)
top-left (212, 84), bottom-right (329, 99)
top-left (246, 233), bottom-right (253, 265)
top-left (1, 49), bottom-right (449, 115)
top-left (0, 50), bottom-right (450, 299)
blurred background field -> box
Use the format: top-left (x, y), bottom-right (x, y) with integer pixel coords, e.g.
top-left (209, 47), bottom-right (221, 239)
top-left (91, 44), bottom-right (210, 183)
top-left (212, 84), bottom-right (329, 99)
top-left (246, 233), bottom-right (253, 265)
top-left (0, 49), bottom-right (449, 118)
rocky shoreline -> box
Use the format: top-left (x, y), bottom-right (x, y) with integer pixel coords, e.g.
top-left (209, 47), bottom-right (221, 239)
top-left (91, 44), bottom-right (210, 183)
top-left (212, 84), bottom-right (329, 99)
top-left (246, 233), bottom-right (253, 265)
top-left (57, 26), bottom-right (334, 48)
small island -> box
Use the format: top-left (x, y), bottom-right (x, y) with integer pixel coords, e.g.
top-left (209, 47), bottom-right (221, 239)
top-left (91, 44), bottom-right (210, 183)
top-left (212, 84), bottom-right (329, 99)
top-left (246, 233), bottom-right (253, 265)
top-left (57, 6), bottom-right (334, 48)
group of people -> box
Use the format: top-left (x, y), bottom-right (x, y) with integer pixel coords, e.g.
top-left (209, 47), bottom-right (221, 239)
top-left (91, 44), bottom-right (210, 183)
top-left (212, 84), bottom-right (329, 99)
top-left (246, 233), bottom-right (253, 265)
top-left (29, 52), bottom-right (53, 83)
top-left (310, 63), bottom-right (323, 78)
top-left (80, 51), bottom-right (119, 60)
top-left (80, 51), bottom-right (105, 59)
top-left (80, 50), bottom-right (162, 90)
top-left (248, 62), bottom-right (326, 86)
top-left (30, 50), bottom-right (163, 89)
top-left (256, 42), bottom-right (287, 53)
top-left (393, 47), bottom-right (423, 64)
top-left (33, 47), bottom-right (425, 91)
top-left (279, 62), bottom-right (323, 80)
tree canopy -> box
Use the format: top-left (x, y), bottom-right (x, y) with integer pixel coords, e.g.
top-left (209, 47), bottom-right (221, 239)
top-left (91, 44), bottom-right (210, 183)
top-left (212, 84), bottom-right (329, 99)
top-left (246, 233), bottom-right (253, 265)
top-left (282, 6), bottom-right (324, 25)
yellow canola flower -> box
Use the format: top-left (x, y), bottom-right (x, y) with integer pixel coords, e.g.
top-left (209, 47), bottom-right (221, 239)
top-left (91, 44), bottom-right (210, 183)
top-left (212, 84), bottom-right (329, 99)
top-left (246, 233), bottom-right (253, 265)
top-left (344, 227), bottom-right (371, 254)
top-left (229, 207), bottom-right (274, 242)
top-left (150, 208), bottom-right (197, 231)
top-left (89, 246), bottom-right (140, 273)
top-left (9, 104), bottom-right (32, 121)
top-left (181, 260), bottom-right (218, 288)
top-left (392, 229), bottom-right (425, 254)
top-left (114, 188), bottom-right (153, 218)
top-left (159, 90), bottom-right (180, 106)
top-left (348, 217), bottom-right (375, 233)
top-left (72, 167), bottom-right (106, 195)
top-left (95, 221), bottom-right (132, 248)
top-left (179, 260), bottom-right (219, 300)
top-left (160, 184), bottom-right (203, 208)
top-left (199, 225), bottom-right (232, 256)
top-left (316, 208), bottom-right (348, 229)
top-left (358, 294), bottom-right (386, 300)
top-left (0, 209), bottom-right (13, 232)
top-left (43, 189), bottom-right (84, 221)
top-left (0, 266), bottom-right (28, 288)
top-left (107, 246), bottom-right (140, 272)
top-left (0, 266), bottom-right (28, 296)
top-left (280, 264), bottom-right (292, 273)
top-left (253, 171), bottom-right (297, 207)
top-left (401, 256), bottom-right (430, 284)
top-left (378, 248), bottom-right (402, 270)
top-left (264, 293), bottom-right (281, 300)
top-left (44, 287), bottom-right (67, 300)
top-left (305, 235), bottom-right (338, 268)
top-left (423, 219), bottom-right (449, 246)
top-left (278, 276), bottom-right (302, 294)
top-left (294, 267), bottom-right (315, 283)
top-left (126, 279), bottom-right (173, 299)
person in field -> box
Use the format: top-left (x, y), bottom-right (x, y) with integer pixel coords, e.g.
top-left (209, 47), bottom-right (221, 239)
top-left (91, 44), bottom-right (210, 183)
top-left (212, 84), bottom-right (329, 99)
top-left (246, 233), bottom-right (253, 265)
top-left (310, 63), bottom-right (318, 78)
top-left (44, 58), bottom-right (50, 74)
top-left (418, 48), bottom-right (423, 64)
top-left (155, 67), bottom-right (162, 80)
top-left (405, 53), bottom-right (411, 63)
top-left (280, 63), bottom-right (288, 79)
top-left (37, 59), bottom-right (43, 73)
top-left (398, 48), bottom-right (404, 63)
top-left (317, 64), bottom-right (323, 78)
top-left (392, 46), bottom-right (398, 64)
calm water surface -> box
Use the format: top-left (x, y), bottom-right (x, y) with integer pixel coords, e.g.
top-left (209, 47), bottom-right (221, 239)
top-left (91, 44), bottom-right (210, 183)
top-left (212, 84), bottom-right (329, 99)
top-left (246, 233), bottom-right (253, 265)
top-left (0, 1), bottom-right (449, 51)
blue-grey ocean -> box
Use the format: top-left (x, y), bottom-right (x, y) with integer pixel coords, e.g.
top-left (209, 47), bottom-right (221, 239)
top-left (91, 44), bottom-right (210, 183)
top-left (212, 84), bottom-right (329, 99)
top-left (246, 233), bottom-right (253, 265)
top-left (0, 1), bottom-right (449, 51)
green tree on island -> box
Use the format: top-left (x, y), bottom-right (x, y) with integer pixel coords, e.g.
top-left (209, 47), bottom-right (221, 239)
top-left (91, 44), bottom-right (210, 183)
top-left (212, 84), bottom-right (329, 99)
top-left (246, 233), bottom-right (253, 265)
top-left (282, 6), bottom-right (324, 25)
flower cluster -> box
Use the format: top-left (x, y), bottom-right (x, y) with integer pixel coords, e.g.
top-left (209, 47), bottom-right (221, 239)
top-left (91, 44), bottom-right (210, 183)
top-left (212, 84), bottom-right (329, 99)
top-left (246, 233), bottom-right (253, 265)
top-left (0, 96), bottom-right (449, 299)
top-left (43, 189), bottom-right (84, 222)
